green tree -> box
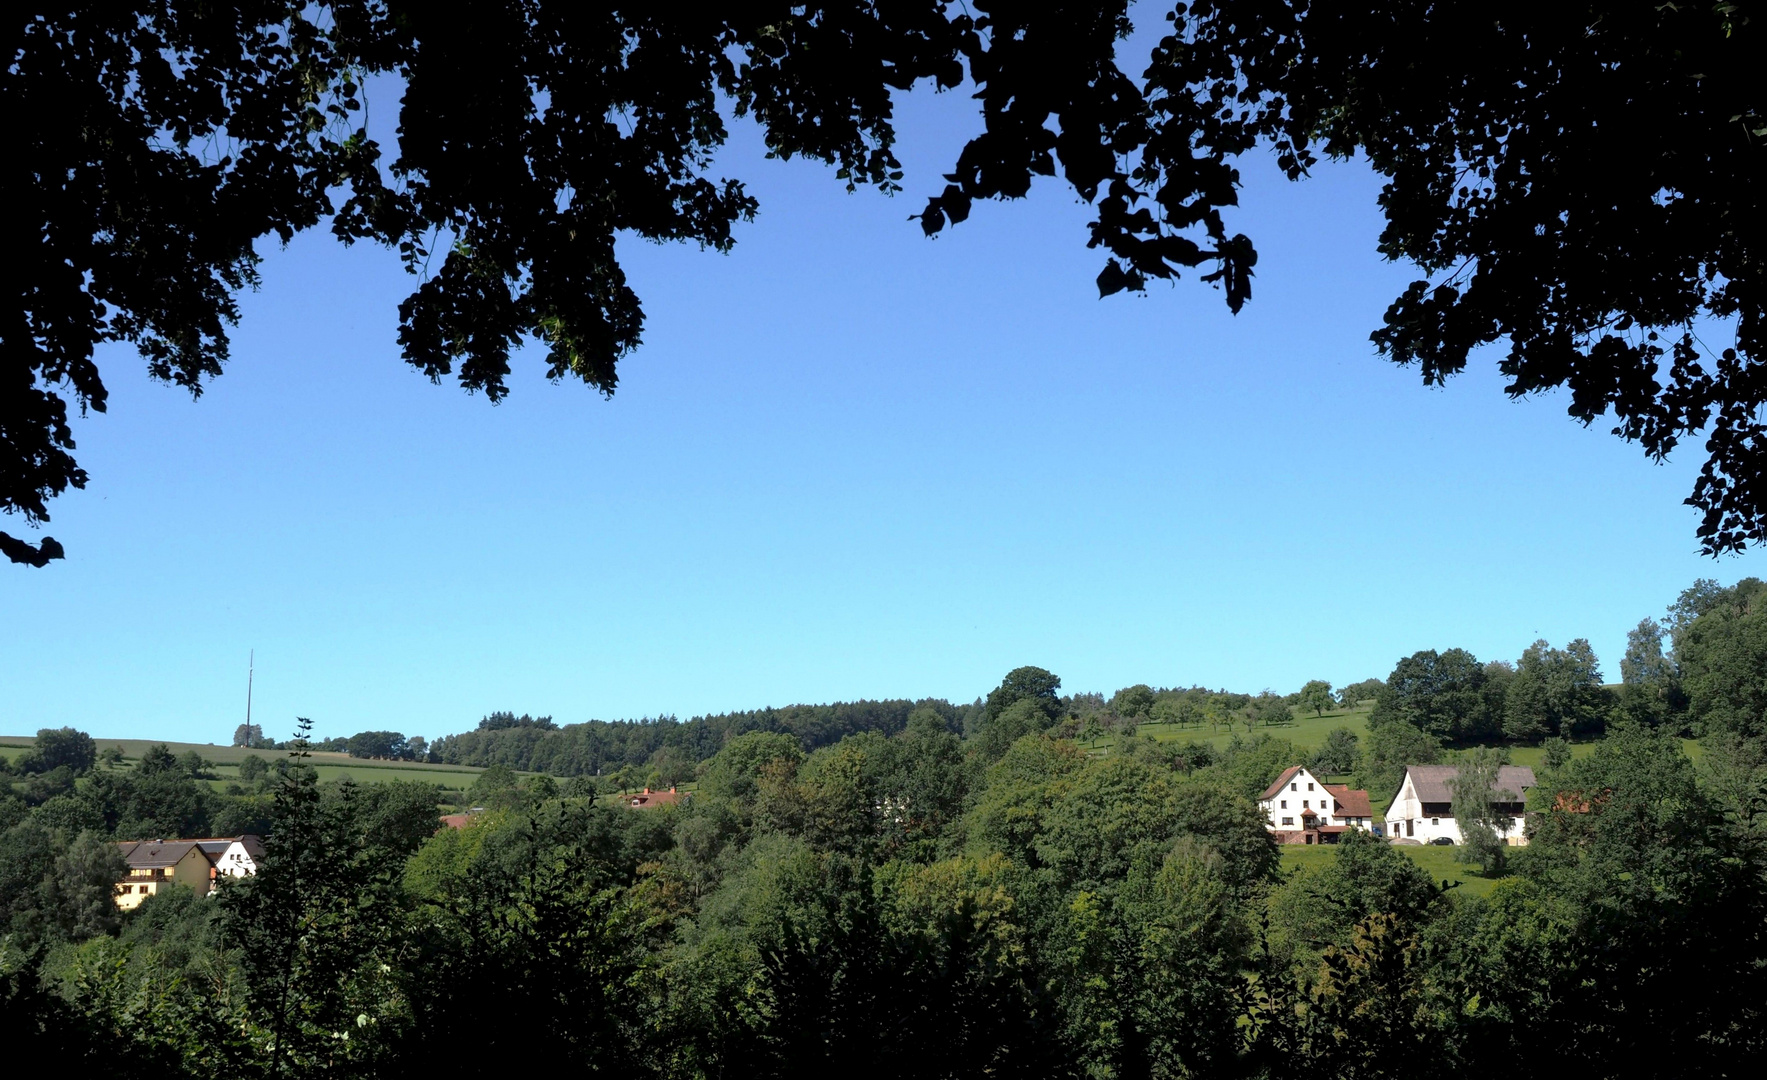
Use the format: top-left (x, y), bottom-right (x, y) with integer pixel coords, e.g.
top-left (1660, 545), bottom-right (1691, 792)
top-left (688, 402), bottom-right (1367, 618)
top-left (698, 731), bottom-right (805, 807)
top-left (1109, 684), bottom-right (1156, 719)
top-left (39, 830), bottom-right (127, 941)
top-left (32, 728), bottom-right (96, 775)
top-left (1540, 737), bottom-right (1573, 773)
top-left (136, 744), bottom-right (178, 776)
top-left (9, 4), bottom-right (1766, 565)
top-left (973, 697), bottom-right (1056, 762)
top-left (1503, 638), bottom-right (1611, 743)
top-left (1309, 727), bottom-right (1361, 776)
top-left (1448, 748), bottom-right (1513, 873)
top-left (1354, 723), bottom-right (1443, 811)
top-left (984, 666), bottom-right (1063, 724)
top-left (1674, 578), bottom-right (1767, 738)
top-left (344, 730), bottom-right (408, 760)
top-left (1370, 649), bottom-right (1500, 744)
top-left (1336, 679), bottom-right (1385, 709)
top-left (1297, 680), bottom-right (1334, 717)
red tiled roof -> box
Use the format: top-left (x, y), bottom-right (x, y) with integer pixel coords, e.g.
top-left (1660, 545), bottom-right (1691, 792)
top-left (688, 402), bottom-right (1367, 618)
top-left (1260, 766), bottom-right (1306, 801)
top-left (1324, 784), bottom-right (1373, 818)
top-left (625, 787), bottom-right (684, 808)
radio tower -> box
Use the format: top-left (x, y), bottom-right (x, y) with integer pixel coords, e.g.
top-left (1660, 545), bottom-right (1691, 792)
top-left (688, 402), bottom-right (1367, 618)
top-left (245, 649), bottom-right (255, 737)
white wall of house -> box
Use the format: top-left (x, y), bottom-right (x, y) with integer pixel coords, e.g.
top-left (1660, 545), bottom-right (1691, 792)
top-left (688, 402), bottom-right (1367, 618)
top-left (1384, 771), bottom-right (1528, 845)
top-left (215, 840), bottom-right (258, 877)
top-left (1260, 767), bottom-right (1375, 832)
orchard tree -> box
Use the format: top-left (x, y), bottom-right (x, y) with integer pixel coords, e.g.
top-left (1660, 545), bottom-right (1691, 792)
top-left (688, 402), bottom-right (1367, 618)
top-left (1297, 681), bottom-right (1334, 717)
top-left (7, 3), bottom-right (1764, 564)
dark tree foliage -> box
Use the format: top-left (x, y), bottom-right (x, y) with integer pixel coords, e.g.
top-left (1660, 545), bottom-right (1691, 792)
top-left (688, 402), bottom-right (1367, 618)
top-left (432, 698), bottom-right (956, 776)
top-left (9, 3), bottom-right (1763, 563)
top-left (344, 729), bottom-right (408, 759)
top-left (1369, 648), bottom-right (1501, 744)
top-left (984, 666), bottom-right (1064, 723)
top-left (30, 728), bottom-right (96, 774)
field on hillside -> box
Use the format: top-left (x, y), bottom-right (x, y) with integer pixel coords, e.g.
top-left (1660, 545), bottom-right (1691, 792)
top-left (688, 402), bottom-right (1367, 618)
top-left (0, 736), bottom-right (488, 789)
top-left (1279, 842), bottom-right (1508, 899)
top-left (1132, 702), bottom-right (1378, 751)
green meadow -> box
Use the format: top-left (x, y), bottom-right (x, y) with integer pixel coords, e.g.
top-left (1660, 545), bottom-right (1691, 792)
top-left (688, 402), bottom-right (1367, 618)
top-left (0, 736), bottom-right (488, 789)
top-left (1279, 840), bottom-right (1509, 900)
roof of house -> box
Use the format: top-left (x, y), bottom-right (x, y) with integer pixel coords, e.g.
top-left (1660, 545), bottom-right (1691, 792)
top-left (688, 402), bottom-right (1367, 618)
top-left (1402, 765), bottom-right (1537, 805)
top-left (439, 813), bottom-right (474, 829)
top-left (625, 787), bottom-right (684, 808)
top-left (117, 840), bottom-right (211, 869)
top-left (191, 835), bottom-right (266, 859)
top-left (1260, 766), bottom-right (1308, 801)
top-left (1324, 784), bottom-right (1374, 818)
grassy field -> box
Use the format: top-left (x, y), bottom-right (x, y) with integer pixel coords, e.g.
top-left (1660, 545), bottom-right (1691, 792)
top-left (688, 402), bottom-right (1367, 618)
top-left (0, 735), bottom-right (487, 788)
top-left (1129, 702), bottom-right (1377, 751)
top-left (1279, 841), bottom-right (1508, 899)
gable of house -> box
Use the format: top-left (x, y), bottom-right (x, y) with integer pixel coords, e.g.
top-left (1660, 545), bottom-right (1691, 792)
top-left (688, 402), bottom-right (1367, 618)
top-left (1388, 765), bottom-right (1537, 820)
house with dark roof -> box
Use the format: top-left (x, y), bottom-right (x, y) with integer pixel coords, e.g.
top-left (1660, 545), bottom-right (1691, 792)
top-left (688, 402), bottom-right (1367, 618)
top-left (114, 834), bottom-right (266, 910)
top-left (1258, 766), bottom-right (1381, 845)
top-left (194, 834), bottom-right (265, 879)
top-left (114, 840), bottom-right (216, 911)
top-left (1384, 765), bottom-right (1535, 845)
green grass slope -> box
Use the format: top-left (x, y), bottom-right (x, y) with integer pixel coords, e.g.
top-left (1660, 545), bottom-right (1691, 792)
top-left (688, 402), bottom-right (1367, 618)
top-left (1279, 842), bottom-right (1508, 900)
top-left (0, 736), bottom-right (488, 788)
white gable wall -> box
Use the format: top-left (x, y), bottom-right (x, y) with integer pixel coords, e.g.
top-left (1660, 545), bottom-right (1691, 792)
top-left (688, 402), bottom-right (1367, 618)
top-left (1259, 767), bottom-right (1376, 833)
top-left (215, 841), bottom-right (259, 878)
top-left (1384, 768), bottom-right (1529, 846)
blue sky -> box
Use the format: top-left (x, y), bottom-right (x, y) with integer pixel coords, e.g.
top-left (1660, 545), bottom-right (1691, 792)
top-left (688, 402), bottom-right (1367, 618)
top-left (4, 88), bottom-right (1760, 745)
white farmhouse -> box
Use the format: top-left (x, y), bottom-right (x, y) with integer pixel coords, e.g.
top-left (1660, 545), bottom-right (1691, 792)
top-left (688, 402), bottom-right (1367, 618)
top-left (1259, 766), bottom-right (1379, 845)
top-left (1384, 765), bottom-right (1535, 845)
top-left (194, 834), bottom-right (266, 879)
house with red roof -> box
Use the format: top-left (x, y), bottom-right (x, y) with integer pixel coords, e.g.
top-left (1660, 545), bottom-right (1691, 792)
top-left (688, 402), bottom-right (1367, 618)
top-left (623, 786), bottom-right (685, 809)
top-left (1258, 766), bottom-right (1380, 845)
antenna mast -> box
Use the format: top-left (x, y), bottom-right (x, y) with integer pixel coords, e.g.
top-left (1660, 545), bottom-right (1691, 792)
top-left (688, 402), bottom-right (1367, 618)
top-left (245, 649), bottom-right (254, 734)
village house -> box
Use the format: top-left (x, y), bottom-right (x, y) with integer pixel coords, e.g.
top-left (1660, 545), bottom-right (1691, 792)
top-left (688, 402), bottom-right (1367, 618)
top-left (1258, 766), bottom-right (1379, 844)
top-left (1384, 764), bottom-right (1536, 845)
top-left (194, 834), bottom-right (265, 878)
top-left (113, 834), bottom-right (265, 910)
top-left (624, 786), bottom-right (685, 808)
top-left (114, 840), bottom-right (217, 910)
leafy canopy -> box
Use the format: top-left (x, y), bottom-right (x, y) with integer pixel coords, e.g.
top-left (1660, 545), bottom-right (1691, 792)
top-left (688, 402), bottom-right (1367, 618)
top-left (7, 2), bottom-right (1765, 563)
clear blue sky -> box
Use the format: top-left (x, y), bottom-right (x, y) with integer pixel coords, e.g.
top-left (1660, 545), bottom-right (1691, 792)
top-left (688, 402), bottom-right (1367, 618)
top-left (4, 89), bottom-right (1760, 745)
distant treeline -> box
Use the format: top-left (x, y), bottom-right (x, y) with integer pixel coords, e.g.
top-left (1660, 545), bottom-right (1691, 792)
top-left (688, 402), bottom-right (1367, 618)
top-left (427, 699), bottom-right (977, 779)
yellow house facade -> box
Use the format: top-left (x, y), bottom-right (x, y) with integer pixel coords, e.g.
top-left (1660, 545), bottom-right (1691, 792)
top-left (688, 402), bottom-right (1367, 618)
top-left (114, 840), bottom-right (217, 911)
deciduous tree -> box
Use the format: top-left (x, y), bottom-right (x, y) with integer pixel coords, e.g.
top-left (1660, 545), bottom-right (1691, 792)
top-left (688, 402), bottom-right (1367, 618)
top-left (10, 3), bottom-right (1765, 562)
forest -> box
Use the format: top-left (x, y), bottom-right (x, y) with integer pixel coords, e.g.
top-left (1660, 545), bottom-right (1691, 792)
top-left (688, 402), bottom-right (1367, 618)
top-left (5, 578), bottom-right (1767, 1076)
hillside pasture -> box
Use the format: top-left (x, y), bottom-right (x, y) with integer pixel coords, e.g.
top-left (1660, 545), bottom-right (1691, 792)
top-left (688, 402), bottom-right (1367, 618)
top-left (0, 735), bottom-right (488, 788)
top-left (1132, 702), bottom-right (1376, 751)
top-left (1279, 840), bottom-right (1508, 900)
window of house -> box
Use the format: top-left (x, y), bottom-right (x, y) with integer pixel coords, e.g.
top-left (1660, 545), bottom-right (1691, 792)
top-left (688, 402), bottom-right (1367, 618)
top-left (1281, 817), bottom-right (1294, 825)
top-left (1302, 800), bottom-right (1309, 808)
top-left (1307, 783), bottom-right (1314, 791)
top-left (1290, 782), bottom-right (1297, 791)
top-left (1280, 800), bottom-right (1287, 809)
top-left (1431, 818), bottom-right (1440, 826)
